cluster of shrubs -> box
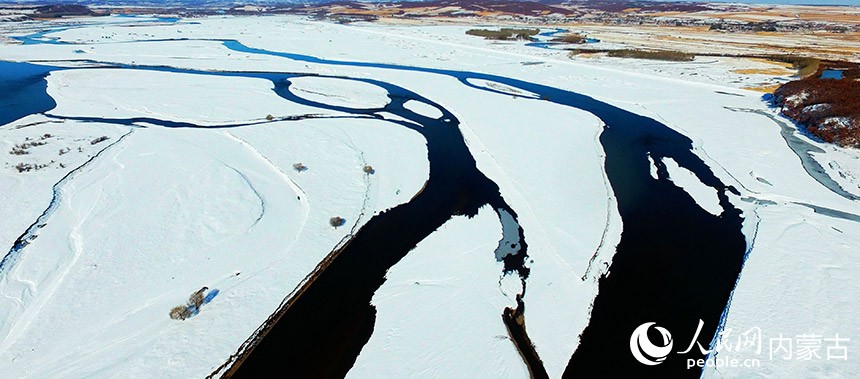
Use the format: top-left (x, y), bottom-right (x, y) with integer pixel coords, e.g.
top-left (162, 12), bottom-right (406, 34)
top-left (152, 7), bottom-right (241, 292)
top-left (169, 287), bottom-right (218, 321)
top-left (567, 48), bottom-right (695, 62)
top-left (552, 33), bottom-right (586, 44)
top-left (15, 162), bottom-right (50, 173)
top-left (774, 72), bottom-right (860, 148)
top-left (10, 146), bottom-right (31, 155)
top-left (292, 162), bottom-right (308, 172)
top-left (9, 135), bottom-right (52, 155)
top-left (466, 28), bottom-right (540, 41)
top-left (90, 136), bottom-right (109, 145)
top-left (606, 49), bottom-right (695, 62)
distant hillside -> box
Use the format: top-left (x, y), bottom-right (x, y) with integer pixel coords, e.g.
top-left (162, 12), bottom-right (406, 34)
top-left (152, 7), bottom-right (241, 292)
top-left (32, 4), bottom-right (95, 17)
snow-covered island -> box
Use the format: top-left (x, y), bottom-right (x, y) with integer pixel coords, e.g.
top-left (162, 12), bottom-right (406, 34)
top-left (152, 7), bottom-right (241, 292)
top-left (0, 14), bottom-right (858, 378)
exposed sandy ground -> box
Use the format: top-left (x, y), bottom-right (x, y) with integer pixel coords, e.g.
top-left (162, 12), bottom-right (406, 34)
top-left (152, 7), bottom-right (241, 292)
top-left (379, 16), bottom-right (860, 62)
top-left (646, 4), bottom-right (860, 23)
top-left (574, 25), bottom-right (860, 62)
top-left (368, 3), bottom-right (860, 63)
top-left (372, 17), bottom-right (835, 93)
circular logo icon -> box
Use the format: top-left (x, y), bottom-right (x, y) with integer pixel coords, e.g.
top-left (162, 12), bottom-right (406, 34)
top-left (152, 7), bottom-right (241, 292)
top-left (630, 322), bottom-right (673, 365)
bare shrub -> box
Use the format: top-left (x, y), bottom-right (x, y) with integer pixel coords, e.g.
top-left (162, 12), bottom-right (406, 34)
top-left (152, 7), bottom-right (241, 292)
top-left (188, 293), bottom-right (204, 308)
top-left (330, 216), bottom-right (346, 227)
top-left (188, 286), bottom-right (208, 308)
top-left (10, 147), bottom-right (29, 155)
top-left (169, 306), bottom-right (191, 320)
top-left (169, 287), bottom-right (215, 321)
top-left (10, 141), bottom-right (47, 155)
top-left (15, 162), bottom-right (49, 173)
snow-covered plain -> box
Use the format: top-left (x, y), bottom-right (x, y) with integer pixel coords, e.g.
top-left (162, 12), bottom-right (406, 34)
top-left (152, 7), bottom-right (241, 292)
top-left (0, 15), bottom-right (858, 378)
top-left (348, 207), bottom-right (529, 378)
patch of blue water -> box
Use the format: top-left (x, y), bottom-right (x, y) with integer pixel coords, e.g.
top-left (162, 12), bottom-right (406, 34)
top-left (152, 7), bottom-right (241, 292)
top-left (204, 289), bottom-right (220, 304)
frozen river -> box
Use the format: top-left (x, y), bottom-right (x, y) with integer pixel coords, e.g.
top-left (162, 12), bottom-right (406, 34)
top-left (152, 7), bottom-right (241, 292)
top-left (1, 30), bottom-right (747, 378)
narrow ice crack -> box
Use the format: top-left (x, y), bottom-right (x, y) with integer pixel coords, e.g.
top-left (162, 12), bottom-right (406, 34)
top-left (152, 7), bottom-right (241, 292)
top-left (223, 165), bottom-right (266, 228)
